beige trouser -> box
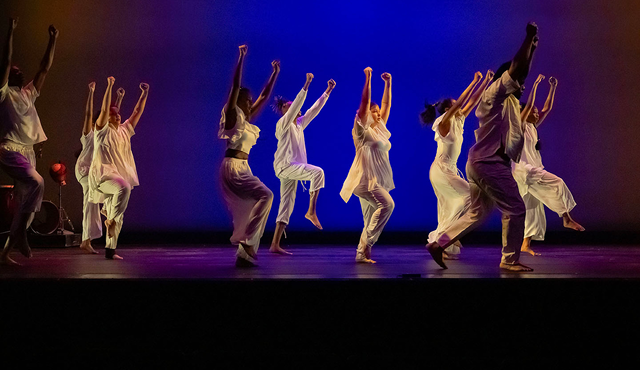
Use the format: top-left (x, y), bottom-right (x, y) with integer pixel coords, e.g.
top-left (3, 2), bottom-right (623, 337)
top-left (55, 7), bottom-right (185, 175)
top-left (276, 162), bottom-right (325, 225)
top-left (353, 182), bottom-right (394, 259)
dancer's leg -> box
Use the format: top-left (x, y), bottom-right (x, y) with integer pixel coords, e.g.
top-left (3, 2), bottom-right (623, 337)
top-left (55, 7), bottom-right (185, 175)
top-left (239, 177), bottom-right (273, 259)
top-left (277, 163), bottom-right (325, 229)
top-left (354, 184), bottom-right (394, 263)
top-left (96, 175), bottom-right (131, 259)
top-left (79, 176), bottom-right (101, 254)
top-left (522, 193), bottom-right (544, 256)
top-left (271, 178), bottom-right (296, 255)
top-left (528, 170), bottom-right (584, 231)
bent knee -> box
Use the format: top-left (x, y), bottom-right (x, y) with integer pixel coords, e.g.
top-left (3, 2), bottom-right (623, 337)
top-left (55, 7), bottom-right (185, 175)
top-left (383, 198), bottom-right (395, 213)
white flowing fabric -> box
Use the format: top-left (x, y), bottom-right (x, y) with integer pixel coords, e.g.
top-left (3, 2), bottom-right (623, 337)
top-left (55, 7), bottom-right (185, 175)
top-left (341, 113), bottom-right (394, 260)
top-left (512, 122), bottom-right (576, 240)
top-left (219, 108), bottom-right (273, 261)
top-left (75, 131), bottom-right (102, 241)
top-left (427, 113), bottom-right (470, 256)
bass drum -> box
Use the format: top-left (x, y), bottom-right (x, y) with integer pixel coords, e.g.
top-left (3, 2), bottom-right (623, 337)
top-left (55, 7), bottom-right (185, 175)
top-left (0, 185), bottom-right (18, 233)
top-left (30, 200), bottom-right (60, 235)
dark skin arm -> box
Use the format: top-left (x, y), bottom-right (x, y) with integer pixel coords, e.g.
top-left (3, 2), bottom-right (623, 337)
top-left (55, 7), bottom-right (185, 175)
top-left (460, 69), bottom-right (494, 117)
top-left (224, 45), bottom-right (247, 130)
top-left (249, 60), bottom-right (280, 120)
top-left (536, 76), bottom-right (557, 127)
top-left (521, 74), bottom-right (544, 123)
top-left (82, 82), bottom-right (95, 135)
top-left (33, 25), bottom-right (59, 93)
top-left (1, 18), bottom-right (17, 88)
top-left (508, 22), bottom-right (539, 84)
top-left (357, 67), bottom-right (372, 122)
top-left (128, 83), bottom-right (149, 129)
top-left (95, 77), bottom-right (114, 130)
top-left (115, 87), bottom-right (125, 111)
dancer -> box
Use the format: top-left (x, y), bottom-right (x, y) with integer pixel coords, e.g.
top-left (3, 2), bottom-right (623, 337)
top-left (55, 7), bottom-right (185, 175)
top-left (270, 73), bottom-right (336, 255)
top-left (88, 77), bottom-right (148, 260)
top-left (340, 68), bottom-right (394, 264)
top-left (513, 75), bottom-right (584, 256)
top-left (420, 69), bottom-right (494, 259)
top-left (426, 22), bottom-right (540, 271)
top-left (219, 45), bottom-right (279, 267)
top-left (0, 19), bottom-right (58, 265)
top-left (75, 83), bottom-right (125, 254)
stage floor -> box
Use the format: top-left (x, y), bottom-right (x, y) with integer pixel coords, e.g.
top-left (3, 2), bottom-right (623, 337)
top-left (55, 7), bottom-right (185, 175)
top-left (2, 244), bottom-right (639, 279)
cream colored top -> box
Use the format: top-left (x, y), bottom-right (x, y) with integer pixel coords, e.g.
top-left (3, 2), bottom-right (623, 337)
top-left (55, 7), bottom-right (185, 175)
top-left (75, 130), bottom-right (94, 180)
top-left (432, 112), bottom-right (465, 166)
top-left (0, 82), bottom-right (47, 145)
top-left (218, 107), bottom-right (260, 154)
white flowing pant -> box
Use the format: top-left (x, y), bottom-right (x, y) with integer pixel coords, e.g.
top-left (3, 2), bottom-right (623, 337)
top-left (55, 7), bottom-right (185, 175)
top-left (276, 162), bottom-right (325, 225)
top-left (428, 160), bottom-right (470, 255)
top-left (516, 167), bottom-right (577, 241)
top-left (220, 158), bottom-right (273, 257)
top-left (353, 182), bottom-right (394, 258)
top-left (78, 175), bottom-right (103, 241)
top-left (0, 143), bottom-right (44, 215)
top-left (95, 174), bottom-right (131, 250)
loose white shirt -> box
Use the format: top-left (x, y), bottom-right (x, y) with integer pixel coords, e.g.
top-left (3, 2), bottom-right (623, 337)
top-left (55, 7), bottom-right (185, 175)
top-left (75, 130), bottom-right (94, 180)
top-left (218, 107), bottom-right (260, 154)
top-left (0, 81), bottom-right (47, 145)
top-left (432, 112), bottom-right (465, 165)
top-left (274, 89), bottom-right (328, 176)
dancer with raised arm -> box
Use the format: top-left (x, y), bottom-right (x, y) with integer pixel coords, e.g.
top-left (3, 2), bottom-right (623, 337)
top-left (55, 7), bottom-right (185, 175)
top-left (340, 68), bottom-right (394, 264)
top-left (219, 45), bottom-right (279, 267)
top-left (426, 22), bottom-right (540, 271)
top-left (88, 77), bottom-right (148, 260)
top-left (0, 19), bottom-right (58, 265)
top-left (420, 70), bottom-right (494, 260)
top-left (513, 75), bottom-right (584, 256)
top-left (270, 74), bottom-right (335, 255)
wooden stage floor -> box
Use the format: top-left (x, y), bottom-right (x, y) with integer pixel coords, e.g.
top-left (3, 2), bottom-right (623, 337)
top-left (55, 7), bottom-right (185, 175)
top-left (1, 244), bottom-right (640, 280)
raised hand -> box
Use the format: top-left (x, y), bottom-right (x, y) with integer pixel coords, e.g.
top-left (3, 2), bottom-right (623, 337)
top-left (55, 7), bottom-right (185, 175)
top-left (327, 79), bottom-right (336, 89)
top-left (364, 67), bottom-right (372, 77)
top-left (474, 71), bottom-right (483, 81)
top-left (549, 76), bottom-right (558, 86)
top-left (535, 74), bottom-right (545, 84)
top-left (381, 72), bottom-right (391, 81)
top-left (88, 81), bottom-right (96, 91)
top-left (117, 87), bottom-right (125, 96)
top-left (107, 76), bottom-right (115, 85)
top-left (526, 22), bottom-right (538, 37)
top-left (139, 82), bottom-right (149, 91)
top-left (486, 69), bottom-right (495, 80)
top-left (238, 44), bottom-right (248, 56)
top-left (48, 25), bottom-right (59, 38)
top-left (11, 17), bottom-right (18, 29)
top-left (306, 73), bottom-right (314, 82)
top-left (272, 60), bottom-right (281, 73)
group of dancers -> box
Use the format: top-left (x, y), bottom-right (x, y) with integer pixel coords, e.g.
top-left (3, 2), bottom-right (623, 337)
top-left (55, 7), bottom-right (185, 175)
top-left (219, 22), bottom-right (583, 271)
top-left (0, 18), bottom-right (583, 272)
top-left (0, 18), bottom-right (148, 265)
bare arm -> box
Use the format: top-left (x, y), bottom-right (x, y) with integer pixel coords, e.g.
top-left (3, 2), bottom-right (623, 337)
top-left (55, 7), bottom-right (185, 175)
top-left (1, 18), bottom-right (17, 88)
top-left (536, 77), bottom-right (557, 127)
top-left (508, 22), bottom-right (538, 84)
top-left (224, 45), bottom-right (247, 130)
top-left (33, 25), bottom-right (59, 93)
top-left (128, 83), bottom-right (149, 129)
top-left (521, 74), bottom-right (544, 123)
top-left (380, 72), bottom-right (392, 123)
top-left (95, 77), bottom-right (115, 130)
top-left (460, 69), bottom-right (494, 117)
top-left (438, 72), bottom-right (483, 137)
top-left (115, 87), bottom-right (125, 111)
top-left (250, 60), bottom-right (280, 120)
top-left (82, 82), bottom-right (95, 135)
top-left (358, 67), bottom-right (372, 122)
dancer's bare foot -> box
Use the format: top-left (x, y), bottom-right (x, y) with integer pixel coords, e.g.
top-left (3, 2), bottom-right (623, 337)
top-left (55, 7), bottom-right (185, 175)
top-left (364, 246), bottom-right (372, 259)
top-left (499, 262), bottom-right (533, 272)
top-left (79, 240), bottom-right (98, 254)
top-left (105, 249), bottom-right (123, 260)
top-left (0, 255), bottom-right (21, 266)
top-left (105, 219), bottom-right (117, 238)
top-left (269, 245), bottom-right (292, 255)
top-left (563, 215), bottom-right (585, 232)
top-left (426, 242), bottom-right (447, 269)
top-left (235, 256), bottom-right (257, 268)
top-left (305, 213), bottom-right (323, 230)
top-left (521, 246), bottom-right (541, 256)
top-left (355, 256), bottom-right (376, 264)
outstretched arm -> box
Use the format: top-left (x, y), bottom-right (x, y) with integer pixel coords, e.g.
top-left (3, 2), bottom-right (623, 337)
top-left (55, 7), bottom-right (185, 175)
top-left (82, 82), bottom-right (95, 135)
top-left (357, 67), bottom-right (372, 122)
top-left (224, 45), bottom-right (247, 130)
top-left (300, 79), bottom-right (335, 129)
top-left (95, 77), bottom-right (115, 130)
top-left (1, 18), bottom-right (17, 89)
top-left (460, 69), bottom-right (494, 117)
top-left (282, 73), bottom-right (312, 127)
top-left (521, 74), bottom-right (544, 122)
top-left (115, 87), bottom-right (125, 111)
top-left (508, 22), bottom-right (539, 84)
top-left (250, 60), bottom-right (280, 119)
top-left (438, 72), bottom-right (483, 137)
top-left (380, 72), bottom-right (392, 123)
top-left (128, 83), bottom-right (149, 129)
top-left (536, 77), bottom-right (557, 127)
top-left (33, 25), bottom-right (59, 93)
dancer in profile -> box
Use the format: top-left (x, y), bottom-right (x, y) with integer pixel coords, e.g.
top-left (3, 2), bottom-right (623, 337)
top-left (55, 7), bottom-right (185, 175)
top-left (89, 77), bottom-right (149, 260)
top-left (513, 74), bottom-right (584, 256)
top-left (420, 70), bottom-right (494, 260)
top-left (426, 22), bottom-right (540, 271)
top-left (219, 45), bottom-right (279, 267)
top-left (0, 19), bottom-right (58, 265)
top-left (75, 83), bottom-right (125, 254)
top-left (340, 68), bottom-right (394, 264)
top-left (270, 73), bottom-right (335, 255)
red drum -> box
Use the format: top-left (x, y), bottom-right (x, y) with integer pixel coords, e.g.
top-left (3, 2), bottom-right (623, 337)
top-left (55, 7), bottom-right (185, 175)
top-left (0, 185), bottom-right (17, 232)
top-left (30, 200), bottom-right (60, 235)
